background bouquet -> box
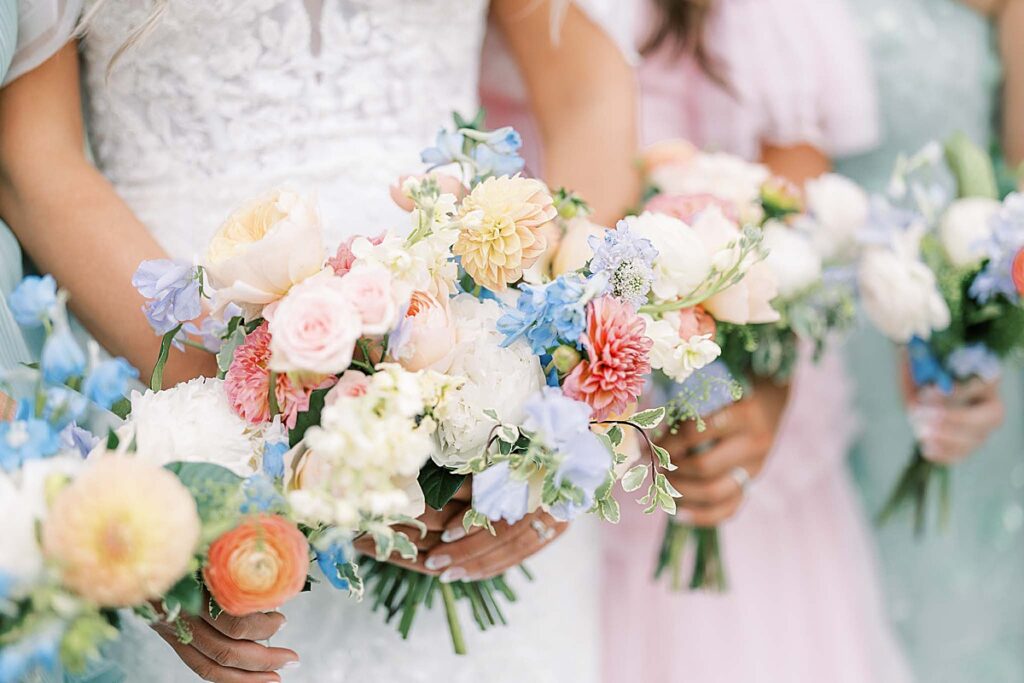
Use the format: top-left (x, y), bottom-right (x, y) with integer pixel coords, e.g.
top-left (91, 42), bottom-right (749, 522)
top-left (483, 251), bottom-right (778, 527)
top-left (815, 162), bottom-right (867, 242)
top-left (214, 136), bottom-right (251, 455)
top-left (859, 136), bottom-right (1024, 535)
top-left (637, 140), bottom-right (864, 590)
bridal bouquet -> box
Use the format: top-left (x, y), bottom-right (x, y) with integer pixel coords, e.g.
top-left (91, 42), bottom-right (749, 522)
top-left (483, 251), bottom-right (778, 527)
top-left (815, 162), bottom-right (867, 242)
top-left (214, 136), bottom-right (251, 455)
top-left (638, 141), bottom-right (863, 590)
top-left (862, 136), bottom-right (1024, 535)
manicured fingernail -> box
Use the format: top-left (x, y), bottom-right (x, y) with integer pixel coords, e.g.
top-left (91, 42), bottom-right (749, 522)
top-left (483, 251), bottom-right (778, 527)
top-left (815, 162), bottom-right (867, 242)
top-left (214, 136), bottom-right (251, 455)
top-left (425, 554), bottom-right (452, 571)
top-left (439, 567), bottom-right (467, 583)
top-left (441, 526), bottom-right (466, 542)
top-left (282, 660), bottom-right (301, 670)
top-left (275, 617), bottom-right (287, 633)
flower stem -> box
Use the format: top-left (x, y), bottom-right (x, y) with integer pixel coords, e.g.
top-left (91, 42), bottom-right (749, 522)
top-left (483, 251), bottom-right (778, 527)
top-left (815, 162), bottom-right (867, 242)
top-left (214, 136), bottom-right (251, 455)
top-left (440, 583), bottom-right (467, 655)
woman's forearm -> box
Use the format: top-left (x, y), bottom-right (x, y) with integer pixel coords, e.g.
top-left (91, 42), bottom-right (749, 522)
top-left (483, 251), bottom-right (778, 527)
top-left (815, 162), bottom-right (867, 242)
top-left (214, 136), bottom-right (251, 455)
top-left (0, 45), bottom-right (216, 384)
top-left (493, 0), bottom-right (640, 225)
top-left (999, 0), bottom-right (1024, 169)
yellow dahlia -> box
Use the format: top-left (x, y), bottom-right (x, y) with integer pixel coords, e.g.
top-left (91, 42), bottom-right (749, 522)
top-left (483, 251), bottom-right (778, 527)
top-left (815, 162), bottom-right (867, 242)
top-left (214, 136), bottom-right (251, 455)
top-left (454, 176), bottom-right (556, 290)
top-left (42, 455), bottom-right (201, 607)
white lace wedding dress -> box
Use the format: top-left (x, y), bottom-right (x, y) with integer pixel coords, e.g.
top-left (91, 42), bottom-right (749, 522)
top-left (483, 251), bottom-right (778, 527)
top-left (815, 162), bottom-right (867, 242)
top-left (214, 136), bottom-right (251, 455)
top-left (9, 0), bottom-right (617, 680)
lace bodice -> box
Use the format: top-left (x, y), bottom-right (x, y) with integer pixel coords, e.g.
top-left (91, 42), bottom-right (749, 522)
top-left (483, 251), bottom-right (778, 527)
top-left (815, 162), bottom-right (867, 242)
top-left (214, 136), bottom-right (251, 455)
top-left (80, 0), bottom-right (489, 257)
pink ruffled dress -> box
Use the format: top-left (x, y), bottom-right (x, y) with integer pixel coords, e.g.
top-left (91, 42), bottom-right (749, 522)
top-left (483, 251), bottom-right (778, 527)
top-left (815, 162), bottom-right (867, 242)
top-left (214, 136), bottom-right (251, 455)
top-left (601, 2), bottom-right (912, 682)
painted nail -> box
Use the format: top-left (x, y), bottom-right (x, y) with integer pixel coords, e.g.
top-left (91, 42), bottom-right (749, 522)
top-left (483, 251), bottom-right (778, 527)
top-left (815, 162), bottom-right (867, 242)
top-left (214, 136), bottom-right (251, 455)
top-left (439, 567), bottom-right (467, 584)
top-left (275, 617), bottom-right (287, 634)
top-left (425, 554), bottom-right (452, 571)
top-left (281, 660), bottom-right (301, 670)
top-left (441, 526), bottom-right (467, 543)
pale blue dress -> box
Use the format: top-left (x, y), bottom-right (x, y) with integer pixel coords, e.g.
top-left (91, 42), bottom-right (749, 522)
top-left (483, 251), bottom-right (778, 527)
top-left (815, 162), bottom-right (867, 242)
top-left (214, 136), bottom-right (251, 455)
top-left (837, 1), bottom-right (1024, 681)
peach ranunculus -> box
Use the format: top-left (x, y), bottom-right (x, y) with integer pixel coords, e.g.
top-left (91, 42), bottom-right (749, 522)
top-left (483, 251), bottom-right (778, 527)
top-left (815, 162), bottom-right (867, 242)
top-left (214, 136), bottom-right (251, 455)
top-left (455, 176), bottom-right (556, 291)
top-left (677, 305), bottom-right (717, 340)
top-left (205, 189), bottom-right (325, 318)
top-left (640, 139), bottom-right (698, 175)
top-left (203, 515), bottom-right (309, 616)
top-left (551, 217), bottom-right (606, 277)
top-left (563, 296), bottom-right (653, 420)
top-left (1013, 249), bottom-right (1024, 296)
top-left (390, 173), bottom-right (466, 212)
top-left (266, 272), bottom-right (362, 375)
top-left (42, 455), bottom-right (201, 607)
top-left (337, 265), bottom-right (400, 336)
top-left (389, 290), bottom-right (456, 372)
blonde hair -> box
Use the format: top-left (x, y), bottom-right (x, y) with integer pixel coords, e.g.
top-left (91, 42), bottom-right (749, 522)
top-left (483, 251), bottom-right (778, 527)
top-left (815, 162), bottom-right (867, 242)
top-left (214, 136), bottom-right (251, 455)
top-left (76, 0), bottom-right (169, 77)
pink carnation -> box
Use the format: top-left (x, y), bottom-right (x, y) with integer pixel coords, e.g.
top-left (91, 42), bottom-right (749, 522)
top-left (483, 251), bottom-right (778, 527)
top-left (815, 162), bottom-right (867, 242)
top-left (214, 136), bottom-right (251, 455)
top-left (327, 233), bottom-right (385, 277)
top-left (563, 296), bottom-right (653, 420)
top-left (224, 322), bottom-right (332, 429)
top-left (645, 193), bottom-right (738, 225)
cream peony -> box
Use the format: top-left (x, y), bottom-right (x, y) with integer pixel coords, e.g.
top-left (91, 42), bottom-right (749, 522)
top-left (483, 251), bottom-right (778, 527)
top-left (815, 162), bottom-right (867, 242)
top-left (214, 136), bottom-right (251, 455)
top-left (266, 271), bottom-right (362, 375)
top-left (858, 239), bottom-right (951, 343)
top-left (42, 454), bottom-right (201, 607)
top-left (642, 313), bottom-right (721, 383)
top-left (762, 222), bottom-right (823, 299)
top-left (434, 295), bottom-right (545, 466)
top-left (939, 197), bottom-right (1001, 268)
top-left (622, 212), bottom-right (712, 302)
top-left (804, 173), bottom-right (869, 261)
top-left (128, 377), bottom-right (258, 476)
top-left (205, 189), bottom-right (325, 317)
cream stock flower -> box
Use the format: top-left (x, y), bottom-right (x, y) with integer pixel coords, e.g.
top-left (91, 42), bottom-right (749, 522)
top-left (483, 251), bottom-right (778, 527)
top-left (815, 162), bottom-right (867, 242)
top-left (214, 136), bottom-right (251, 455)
top-left (455, 176), bottom-right (556, 290)
top-left (42, 455), bottom-right (200, 607)
top-left (204, 189), bottom-right (325, 317)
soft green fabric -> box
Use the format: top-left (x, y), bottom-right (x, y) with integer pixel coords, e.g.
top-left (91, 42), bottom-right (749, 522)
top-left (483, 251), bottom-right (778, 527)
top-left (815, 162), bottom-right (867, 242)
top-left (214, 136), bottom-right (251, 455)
top-left (837, 1), bottom-right (1024, 681)
top-left (0, 0), bottom-right (14, 77)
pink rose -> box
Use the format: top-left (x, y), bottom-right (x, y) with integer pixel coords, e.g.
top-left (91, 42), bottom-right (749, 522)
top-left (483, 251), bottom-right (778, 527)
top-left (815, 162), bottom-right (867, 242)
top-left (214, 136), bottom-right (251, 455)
top-left (703, 262), bottom-right (780, 325)
top-left (327, 233), bottom-right (385, 277)
top-left (338, 265), bottom-right (398, 336)
top-left (266, 272), bottom-right (362, 374)
top-left (325, 370), bottom-right (370, 406)
top-left (645, 193), bottom-right (738, 225)
top-left (640, 139), bottom-right (698, 175)
top-left (677, 305), bottom-right (717, 340)
top-left (389, 290), bottom-right (456, 372)
top-left (389, 173), bottom-right (467, 212)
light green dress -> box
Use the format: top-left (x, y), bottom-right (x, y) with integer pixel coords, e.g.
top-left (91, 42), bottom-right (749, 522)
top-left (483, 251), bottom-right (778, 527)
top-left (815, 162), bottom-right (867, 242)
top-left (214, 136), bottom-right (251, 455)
top-left (837, 1), bottom-right (1024, 681)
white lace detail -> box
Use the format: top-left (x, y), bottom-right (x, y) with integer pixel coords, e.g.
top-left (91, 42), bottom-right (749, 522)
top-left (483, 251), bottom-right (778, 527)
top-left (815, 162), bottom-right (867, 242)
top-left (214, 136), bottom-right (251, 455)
top-left (80, 0), bottom-right (488, 256)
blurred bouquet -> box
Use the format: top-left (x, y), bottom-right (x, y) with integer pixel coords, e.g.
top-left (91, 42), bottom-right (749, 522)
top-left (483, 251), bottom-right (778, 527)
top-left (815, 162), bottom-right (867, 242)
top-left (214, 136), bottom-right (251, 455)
top-left (637, 140), bottom-right (864, 590)
top-left (860, 136), bottom-right (1024, 535)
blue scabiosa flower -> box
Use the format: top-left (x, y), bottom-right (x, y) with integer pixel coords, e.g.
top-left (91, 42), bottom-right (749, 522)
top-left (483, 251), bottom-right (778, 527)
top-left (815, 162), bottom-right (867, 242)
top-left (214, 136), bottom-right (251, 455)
top-left (0, 417), bottom-right (60, 472)
top-left (8, 275), bottom-right (58, 328)
top-left (947, 344), bottom-right (1002, 382)
top-left (907, 337), bottom-right (954, 393)
top-left (41, 324), bottom-right (86, 385)
top-left (497, 274), bottom-right (603, 354)
top-left (82, 357), bottom-right (138, 409)
top-left (969, 193), bottom-right (1024, 304)
top-left (472, 462), bottom-right (530, 525)
top-left (421, 129), bottom-right (466, 168)
top-left (588, 221), bottom-right (658, 307)
top-left (131, 259), bottom-right (202, 335)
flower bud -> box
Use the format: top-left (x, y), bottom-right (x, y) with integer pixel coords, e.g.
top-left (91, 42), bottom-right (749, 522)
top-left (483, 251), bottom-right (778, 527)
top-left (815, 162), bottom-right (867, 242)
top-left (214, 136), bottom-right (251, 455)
top-left (552, 345), bottom-right (583, 374)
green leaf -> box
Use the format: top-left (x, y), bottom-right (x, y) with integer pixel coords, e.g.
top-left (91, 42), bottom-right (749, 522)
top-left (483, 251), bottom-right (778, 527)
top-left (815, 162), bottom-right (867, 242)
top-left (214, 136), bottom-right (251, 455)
top-left (288, 387), bottom-right (330, 447)
top-left (498, 425), bottom-right (520, 444)
top-left (110, 397), bottom-right (132, 420)
top-left (216, 326), bottom-right (246, 376)
top-left (483, 409), bottom-right (499, 421)
top-left (418, 461), bottom-right (467, 510)
top-left (621, 464), bottom-right (649, 493)
top-left (629, 407), bottom-right (666, 430)
top-left (163, 573), bottom-right (204, 617)
top-left (106, 429), bottom-right (120, 450)
top-left (393, 532), bottom-right (418, 561)
top-left (945, 132), bottom-right (998, 200)
top-left (151, 324), bottom-right (184, 391)
top-left (598, 496), bottom-right (621, 524)
top-left (653, 444), bottom-right (677, 472)
top-left (606, 426), bottom-right (623, 447)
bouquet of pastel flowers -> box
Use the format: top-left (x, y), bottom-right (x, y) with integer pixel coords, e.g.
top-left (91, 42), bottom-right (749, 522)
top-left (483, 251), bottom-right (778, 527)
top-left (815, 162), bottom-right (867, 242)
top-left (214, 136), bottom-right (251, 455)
top-left (635, 140), bottom-right (865, 590)
top-left (859, 136), bottom-right (1024, 535)
top-left (0, 277), bottom-right (320, 683)
top-left (125, 115), bottom-right (683, 654)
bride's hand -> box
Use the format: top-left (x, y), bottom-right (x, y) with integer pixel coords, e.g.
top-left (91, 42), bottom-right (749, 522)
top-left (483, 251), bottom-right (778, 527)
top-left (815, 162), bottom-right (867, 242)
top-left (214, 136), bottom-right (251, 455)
top-left (151, 598), bottom-right (298, 682)
top-left (904, 375), bottom-right (1005, 465)
top-left (658, 380), bottom-right (791, 527)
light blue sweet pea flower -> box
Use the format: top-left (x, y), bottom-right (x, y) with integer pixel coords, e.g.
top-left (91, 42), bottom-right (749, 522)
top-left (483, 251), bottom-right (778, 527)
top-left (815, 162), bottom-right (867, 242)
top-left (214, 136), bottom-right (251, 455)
top-left (472, 462), bottom-right (530, 525)
top-left (7, 275), bottom-right (58, 328)
top-left (82, 357), bottom-right (138, 410)
top-left (0, 416), bottom-right (61, 472)
top-left (41, 324), bottom-right (86, 385)
top-left (471, 144), bottom-right (525, 178)
top-left (42, 387), bottom-right (87, 429)
top-left (131, 259), bottom-right (202, 335)
top-left (420, 129), bottom-right (466, 168)
top-left (58, 423), bottom-right (101, 459)
top-left (549, 430), bottom-right (611, 522)
top-left (480, 127), bottom-right (522, 155)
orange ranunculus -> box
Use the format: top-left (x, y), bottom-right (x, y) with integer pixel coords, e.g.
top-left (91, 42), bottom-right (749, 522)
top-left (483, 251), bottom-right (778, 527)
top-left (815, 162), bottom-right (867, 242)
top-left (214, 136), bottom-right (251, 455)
top-left (203, 515), bottom-right (309, 616)
top-left (1013, 248), bottom-right (1024, 296)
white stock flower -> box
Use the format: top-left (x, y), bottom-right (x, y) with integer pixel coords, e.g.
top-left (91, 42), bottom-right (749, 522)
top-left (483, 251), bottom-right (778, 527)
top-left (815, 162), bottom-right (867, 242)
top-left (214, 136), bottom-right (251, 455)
top-left (643, 314), bottom-right (721, 383)
top-left (434, 295), bottom-right (545, 466)
top-left (128, 377), bottom-right (257, 476)
top-left (762, 222), bottom-right (823, 299)
top-left (939, 197), bottom-right (1001, 268)
top-left (621, 212), bottom-right (712, 302)
top-left (351, 228), bottom-right (458, 300)
top-left (804, 173), bottom-right (869, 261)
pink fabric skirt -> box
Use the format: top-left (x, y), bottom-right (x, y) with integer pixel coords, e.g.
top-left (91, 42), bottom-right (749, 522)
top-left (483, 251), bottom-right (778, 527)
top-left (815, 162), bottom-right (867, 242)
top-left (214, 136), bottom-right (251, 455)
top-left (600, 352), bottom-right (913, 683)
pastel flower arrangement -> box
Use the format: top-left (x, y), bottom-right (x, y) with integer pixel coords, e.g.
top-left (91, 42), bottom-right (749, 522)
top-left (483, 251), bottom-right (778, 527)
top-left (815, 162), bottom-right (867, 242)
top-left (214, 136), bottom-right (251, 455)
top-left (861, 136), bottom-right (1024, 535)
top-left (633, 140), bottom-right (865, 591)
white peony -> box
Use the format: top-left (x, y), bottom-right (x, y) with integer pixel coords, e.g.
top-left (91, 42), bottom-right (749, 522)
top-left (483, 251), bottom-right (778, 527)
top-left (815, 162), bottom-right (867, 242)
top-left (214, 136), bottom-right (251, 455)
top-left (858, 237), bottom-right (951, 343)
top-left (650, 153), bottom-right (769, 223)
top-left (434, 295), bottom-right (545, 466)
top-left (804, 173), bottom-right (869, 261)
top-left (643, 314), bottom-right (722, 383)
top-left (939, 197), bottom-right (1001, 268)
top-left (762, 222), bottom-right (823, 299)
top-left (622, 212), bottom-right (712, 302)
top-left (127, 377), bottom-right (257, 476)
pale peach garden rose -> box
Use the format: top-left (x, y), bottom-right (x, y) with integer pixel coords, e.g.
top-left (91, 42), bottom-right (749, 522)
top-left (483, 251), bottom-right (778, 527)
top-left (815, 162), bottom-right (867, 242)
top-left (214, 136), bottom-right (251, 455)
top-left (42, 455), bottom-right (201, 607)
top-left (205, 189), bottom-right (325, 317)
top-left (266, 271), bottom-right (362, 375)
top-left (389, 290), bottom-right (457, 372)
top-left (455, 176), bottom-right (556, 290)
